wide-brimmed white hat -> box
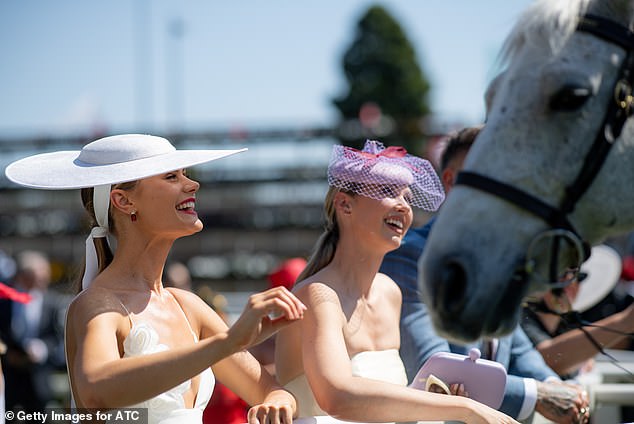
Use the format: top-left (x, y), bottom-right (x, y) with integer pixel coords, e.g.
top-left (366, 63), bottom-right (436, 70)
top-left (573, 244), bottom-right (623, 312)
top-left (5, 133), bottom-right (246, 189)
top-left (4, 133), bottom-right (246, 290)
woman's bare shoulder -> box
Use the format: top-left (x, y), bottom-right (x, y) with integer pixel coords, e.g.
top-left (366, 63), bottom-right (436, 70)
top-left (293, 278), bottom-right (341, 309)
top-left (374, 272), bottom-right (403, 303)
top-left (165, 286), bottom-right (205, 306)
top-left (69, 285), bottom-right (124, 314)
top-left (66, 285), bottom-right (128, 334)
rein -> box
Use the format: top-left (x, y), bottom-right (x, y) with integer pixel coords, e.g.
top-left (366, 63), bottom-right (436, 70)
top-left (525, 300), bottom-right (634, 379)
top-left (456, 14), bottom-right (634, 284)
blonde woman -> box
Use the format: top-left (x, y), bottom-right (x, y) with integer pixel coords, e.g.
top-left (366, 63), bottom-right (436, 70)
top-left (275, 140), bottom-right (519, 424)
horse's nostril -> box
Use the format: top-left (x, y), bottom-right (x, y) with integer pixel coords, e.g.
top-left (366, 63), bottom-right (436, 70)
top-left (436, 261), bottom-right (468, 316)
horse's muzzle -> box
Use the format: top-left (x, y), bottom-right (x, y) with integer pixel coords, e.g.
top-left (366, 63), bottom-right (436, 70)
top-left (421, 253), bottom-right (528, 343)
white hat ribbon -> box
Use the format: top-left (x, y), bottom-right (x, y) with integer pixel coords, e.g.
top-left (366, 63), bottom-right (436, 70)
top-left (81, 184), bottom-right (111, 290)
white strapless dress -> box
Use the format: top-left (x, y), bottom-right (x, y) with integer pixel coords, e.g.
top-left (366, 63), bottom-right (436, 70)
top-left (285, 349), bottom-right (408, 424)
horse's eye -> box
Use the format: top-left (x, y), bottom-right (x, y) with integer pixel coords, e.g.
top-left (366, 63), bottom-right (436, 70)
top-left (549, 85), bottom-right (591, 111)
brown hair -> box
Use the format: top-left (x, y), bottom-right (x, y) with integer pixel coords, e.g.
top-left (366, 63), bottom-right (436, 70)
top-left (74, 181), bottom-right (137, 293)
top-left (440, 125), bottom-right (483, 172)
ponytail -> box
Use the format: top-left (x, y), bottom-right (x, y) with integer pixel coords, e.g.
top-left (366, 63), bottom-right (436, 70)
top-left (75, 182), bottom-right (136, 293)
top-left (297, 187), bottom-right (343, 281)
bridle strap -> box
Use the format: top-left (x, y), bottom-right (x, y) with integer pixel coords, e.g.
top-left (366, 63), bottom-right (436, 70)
top-left (577, 14), bottom-right (634, 51)
top-left (455, 14), bottom-right (634, 263)
top-left (456, 171), bottom-right (590, 276)
top-left (455, 172), bottom-right (577, 234)
top-left (562, 14), bottom-right (634, 214)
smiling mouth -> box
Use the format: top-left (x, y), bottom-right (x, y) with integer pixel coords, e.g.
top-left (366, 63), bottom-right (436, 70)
top-left (176, 199), bottom-right (196, 213)
top-left (385, 217), bottom-right (404, 232)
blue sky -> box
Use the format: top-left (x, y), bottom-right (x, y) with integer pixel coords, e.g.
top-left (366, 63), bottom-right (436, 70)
top-left (0, 1), bottom-right (533, 139)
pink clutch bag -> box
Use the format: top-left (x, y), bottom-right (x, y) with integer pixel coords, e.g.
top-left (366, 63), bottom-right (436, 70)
top-left (409, 348), bottom-right (507, 409)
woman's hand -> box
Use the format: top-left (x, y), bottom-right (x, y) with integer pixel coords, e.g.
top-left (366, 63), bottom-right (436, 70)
top-left (227, 287), bottom-right (307, 351)
top-left (247, 400), bottom-right (295, 424)
top-left (247, 388), bottom-right (296, 424)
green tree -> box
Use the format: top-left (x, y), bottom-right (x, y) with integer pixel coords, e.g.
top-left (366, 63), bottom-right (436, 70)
top-left (333, 5), bottom-right (431, 153)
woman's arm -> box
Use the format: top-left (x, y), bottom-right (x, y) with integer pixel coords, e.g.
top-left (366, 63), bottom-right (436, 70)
top-left (297, 283), bottom-right (518, 424)
top-left (201, 287), bottom-right (304, 423)
top-left (67, 286), bottom-right (304, 409)
top-left (212, 349), bottom-right (297, 423)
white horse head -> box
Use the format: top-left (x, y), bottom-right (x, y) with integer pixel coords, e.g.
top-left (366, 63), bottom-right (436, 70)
top-left (420, 0), bottom-right (634, 342)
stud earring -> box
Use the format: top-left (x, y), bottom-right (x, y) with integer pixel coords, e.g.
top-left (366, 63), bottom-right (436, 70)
top-left (131, 211), bottom-right (137, 222)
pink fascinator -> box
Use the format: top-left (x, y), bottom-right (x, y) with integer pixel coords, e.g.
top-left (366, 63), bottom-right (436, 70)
top-left (327, 140), bottom-right (445, 211)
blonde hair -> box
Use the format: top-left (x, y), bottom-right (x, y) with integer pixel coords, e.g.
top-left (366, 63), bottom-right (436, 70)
top-left (297, 187), bottom-right (347, 281)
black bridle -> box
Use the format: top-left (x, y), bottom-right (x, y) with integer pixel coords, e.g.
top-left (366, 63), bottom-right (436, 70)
top-left (455, 14), bottom-right (634, 285)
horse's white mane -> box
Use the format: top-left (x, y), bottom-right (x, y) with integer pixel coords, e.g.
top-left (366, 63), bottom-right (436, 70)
top-left (500, 0), bottom-right (592, 63)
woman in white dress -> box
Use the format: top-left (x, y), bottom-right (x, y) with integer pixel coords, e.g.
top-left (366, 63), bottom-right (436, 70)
top-left (5, 134), bottom-right (306, 424)
top-left (275, 140), bottom-right (518, 424)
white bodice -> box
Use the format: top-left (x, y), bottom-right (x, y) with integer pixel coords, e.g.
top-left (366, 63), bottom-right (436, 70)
top-left (285, 349), bottom-right (407, 421)
top-left (111, 301), bottom-right (215, 424)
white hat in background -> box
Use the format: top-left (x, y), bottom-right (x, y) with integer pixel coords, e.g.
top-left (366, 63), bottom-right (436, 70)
top-left (572, 244), bottom-right (622, 312)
